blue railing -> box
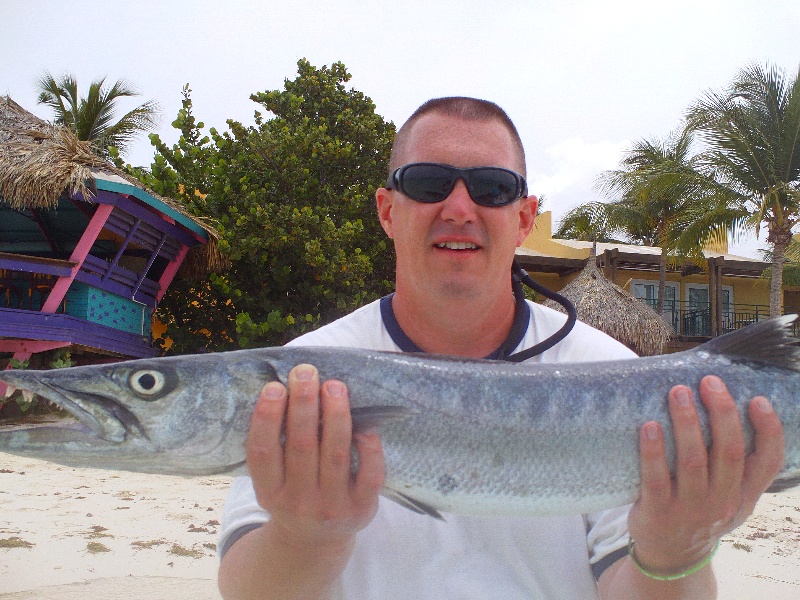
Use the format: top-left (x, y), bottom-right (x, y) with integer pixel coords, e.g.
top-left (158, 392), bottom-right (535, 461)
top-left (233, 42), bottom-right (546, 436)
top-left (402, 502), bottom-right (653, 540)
top-left (638, 299), bottom-right (800, 337)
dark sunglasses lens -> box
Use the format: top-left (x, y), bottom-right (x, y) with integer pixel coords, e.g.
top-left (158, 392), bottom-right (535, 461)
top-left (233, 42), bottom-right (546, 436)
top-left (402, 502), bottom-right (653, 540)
top-left (468, 169), bottom-right (520, 206)
top-left (399, 164), bottom-right (456, 203)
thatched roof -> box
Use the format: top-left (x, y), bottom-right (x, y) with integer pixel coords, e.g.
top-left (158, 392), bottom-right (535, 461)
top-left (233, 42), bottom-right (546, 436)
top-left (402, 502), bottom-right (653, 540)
top-left (543, 246), bottom-right (672, 356)
top-left (0, 96), bottom-right (223, 277)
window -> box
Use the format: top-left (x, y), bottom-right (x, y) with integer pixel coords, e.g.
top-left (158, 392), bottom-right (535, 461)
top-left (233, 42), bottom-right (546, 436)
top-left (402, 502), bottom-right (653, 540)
top-left (631, 279), bottom-right (680, 331)
top-left (684, 284), bottom-right (733, 335)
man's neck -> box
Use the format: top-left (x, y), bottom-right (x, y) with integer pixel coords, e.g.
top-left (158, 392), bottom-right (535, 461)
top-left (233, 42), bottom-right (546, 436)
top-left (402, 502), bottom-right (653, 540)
top-left (389, 286), bottom-right (518, 358)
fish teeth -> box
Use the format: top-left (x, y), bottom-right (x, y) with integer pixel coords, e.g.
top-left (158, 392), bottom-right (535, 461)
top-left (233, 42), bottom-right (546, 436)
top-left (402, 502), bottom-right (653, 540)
top-left (21, 389), bottom-right (34, 404)
top-left (2, 385), bottom-right (16, 399)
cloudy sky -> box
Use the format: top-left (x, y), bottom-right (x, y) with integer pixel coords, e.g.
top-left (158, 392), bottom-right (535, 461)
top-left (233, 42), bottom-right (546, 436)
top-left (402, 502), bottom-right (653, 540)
top-left (3, 0), bottom-right (798, 257)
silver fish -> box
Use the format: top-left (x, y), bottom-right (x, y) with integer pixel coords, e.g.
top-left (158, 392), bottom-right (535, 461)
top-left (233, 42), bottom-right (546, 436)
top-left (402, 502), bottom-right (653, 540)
top-left (1, 315), bottom-right (799, 518)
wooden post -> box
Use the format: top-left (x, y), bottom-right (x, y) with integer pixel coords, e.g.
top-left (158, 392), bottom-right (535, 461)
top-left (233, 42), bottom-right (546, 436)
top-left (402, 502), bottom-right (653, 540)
top-left (708, 257), bottom-right (724, 336)
top-left (602, 248), bottom-right (619, 284)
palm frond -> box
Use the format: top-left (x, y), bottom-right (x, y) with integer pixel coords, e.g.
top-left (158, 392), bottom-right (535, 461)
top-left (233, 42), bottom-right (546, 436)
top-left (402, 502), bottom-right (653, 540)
top-left (34, 73), bottom-right (159, 161)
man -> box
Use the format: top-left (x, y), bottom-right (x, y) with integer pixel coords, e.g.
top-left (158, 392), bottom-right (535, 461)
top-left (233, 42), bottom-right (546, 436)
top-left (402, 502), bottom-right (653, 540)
top-left (217, 97), bottom-right (784, 599)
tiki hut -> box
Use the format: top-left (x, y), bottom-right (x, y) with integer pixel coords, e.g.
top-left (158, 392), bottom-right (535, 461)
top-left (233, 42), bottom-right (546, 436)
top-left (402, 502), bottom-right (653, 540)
top-left (0, 96), bottom-right (222, 277)
top-left (543, 245), bottom-right (673, 356)
top-left (0, 96), bottom-right (221, 369)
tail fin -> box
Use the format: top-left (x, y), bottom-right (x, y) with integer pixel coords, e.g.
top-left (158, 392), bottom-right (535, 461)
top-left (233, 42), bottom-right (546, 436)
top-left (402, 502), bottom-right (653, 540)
top-left (699, 314), bottom-right (800, 373)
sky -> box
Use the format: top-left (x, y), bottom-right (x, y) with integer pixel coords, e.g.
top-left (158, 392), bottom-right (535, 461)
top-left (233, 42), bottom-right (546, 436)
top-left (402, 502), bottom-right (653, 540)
top-left (2, 0), bottom-right (798, 258)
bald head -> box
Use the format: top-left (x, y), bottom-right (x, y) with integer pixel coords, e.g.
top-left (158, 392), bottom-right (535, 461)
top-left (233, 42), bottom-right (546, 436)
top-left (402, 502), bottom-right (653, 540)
top-left (390, 97), bottom-right (526, 176)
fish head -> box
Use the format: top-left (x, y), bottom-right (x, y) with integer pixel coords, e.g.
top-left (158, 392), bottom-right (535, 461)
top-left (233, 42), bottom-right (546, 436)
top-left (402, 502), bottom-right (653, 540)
top-left (0, 350), bottom-right (276, 475)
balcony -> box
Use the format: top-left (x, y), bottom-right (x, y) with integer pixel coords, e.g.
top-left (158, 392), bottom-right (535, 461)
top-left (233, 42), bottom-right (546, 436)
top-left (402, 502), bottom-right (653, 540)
top-left (638, 299), bottom-right (800, 338)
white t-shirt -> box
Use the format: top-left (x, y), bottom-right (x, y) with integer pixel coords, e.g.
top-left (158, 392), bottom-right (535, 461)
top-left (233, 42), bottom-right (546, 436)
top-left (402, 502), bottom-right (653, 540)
top-left (220, 298), bottom-right (637, 599)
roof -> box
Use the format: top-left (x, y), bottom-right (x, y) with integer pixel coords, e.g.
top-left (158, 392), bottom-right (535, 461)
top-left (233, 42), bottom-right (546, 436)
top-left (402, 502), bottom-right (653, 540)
top-left (554, 237), bottom-right (766, 264)
top-left (543, 248), bottom-right (673, 356)
top-left (517, 210), bottom-right (771, 279)
top-left (0, 96), bottom-right (222, 277)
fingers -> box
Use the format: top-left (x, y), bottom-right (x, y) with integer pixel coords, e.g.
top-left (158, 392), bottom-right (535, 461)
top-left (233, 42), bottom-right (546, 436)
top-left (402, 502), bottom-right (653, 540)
top-left (283, 365), bottom-right (322, 492)
top-left (742, 396), bottom-right (784, 504)
top-left (318, 379), bottom-right (355, 504)
top-left (352, 433), bottom-right (385, 507)
top-left (700, 377), bottom-right (746, 522)
top-left (246, 364), bottom-right (384, 527)
top-left (669, 385), bottom-right (709, 501)
top-left (637, 421), bottom-right (672, 509)
top-left (246, 380), bottom-right (288, 502)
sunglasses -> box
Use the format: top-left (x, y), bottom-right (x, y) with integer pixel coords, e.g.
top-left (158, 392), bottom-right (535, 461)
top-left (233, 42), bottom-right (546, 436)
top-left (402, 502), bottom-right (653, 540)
top-left (385, 162), bottom-right (528, 207)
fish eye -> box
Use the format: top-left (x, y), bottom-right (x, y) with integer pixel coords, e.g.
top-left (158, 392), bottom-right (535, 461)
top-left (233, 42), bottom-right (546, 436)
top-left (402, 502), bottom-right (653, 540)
top-left (129, 370), bottom-right (166, 396)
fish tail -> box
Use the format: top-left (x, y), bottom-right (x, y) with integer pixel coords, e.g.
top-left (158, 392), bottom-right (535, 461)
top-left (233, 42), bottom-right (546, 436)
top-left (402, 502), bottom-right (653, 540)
top-left (699, 314), bottom-right (800, 372)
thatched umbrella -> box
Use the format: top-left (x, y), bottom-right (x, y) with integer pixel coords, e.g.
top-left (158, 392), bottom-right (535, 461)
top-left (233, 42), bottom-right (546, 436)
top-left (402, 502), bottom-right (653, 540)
top-left (543, 245), bottom-right (672, 356)
top-left (0, 96), bottom-right (223, 277)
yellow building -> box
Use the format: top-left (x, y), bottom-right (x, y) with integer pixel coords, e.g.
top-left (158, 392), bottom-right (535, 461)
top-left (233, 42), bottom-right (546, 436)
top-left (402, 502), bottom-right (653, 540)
top-left (515, 211), bottom-right (781, 342)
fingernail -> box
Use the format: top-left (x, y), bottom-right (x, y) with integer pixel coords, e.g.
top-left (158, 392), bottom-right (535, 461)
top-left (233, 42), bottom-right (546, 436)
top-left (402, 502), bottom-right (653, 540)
top-left (707, 376), bottom-right (725, 393)
top-left (263, 382), bottom-right (284, 400)
top-left (675, 387), bottom-right (692, 407)
top-left (755, 397), bottom-right (773, 414)
top-left (326, 380), bottom-right (345, 397)
top-left (295, 365), bottom-right (315, 381)
top-left (644, 422), bottom-right (660, 441)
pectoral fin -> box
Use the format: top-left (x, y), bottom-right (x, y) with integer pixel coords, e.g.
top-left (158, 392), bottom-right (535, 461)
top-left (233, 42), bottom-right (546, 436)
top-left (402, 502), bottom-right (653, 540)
top-left (350, 406), bottom-right (417, 434)
top-left (349, 406), bottom-right (440, 519)
top-left (382, 487), bottom-right (444, 520)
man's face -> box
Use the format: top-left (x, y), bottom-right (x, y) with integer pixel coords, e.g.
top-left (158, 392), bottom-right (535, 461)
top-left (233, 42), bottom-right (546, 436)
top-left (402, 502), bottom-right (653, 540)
top-left (376, 113), bottom-right (537, 300)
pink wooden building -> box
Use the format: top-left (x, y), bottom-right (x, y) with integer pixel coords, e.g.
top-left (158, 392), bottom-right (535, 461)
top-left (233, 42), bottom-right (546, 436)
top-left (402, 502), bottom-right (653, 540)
top-left (0, 97), bottom-right (217, 398)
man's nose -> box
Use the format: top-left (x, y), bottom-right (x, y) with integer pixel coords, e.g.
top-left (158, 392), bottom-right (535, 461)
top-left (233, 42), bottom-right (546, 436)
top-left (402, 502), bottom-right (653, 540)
top-left (439, 179), bottom-right (477, 223)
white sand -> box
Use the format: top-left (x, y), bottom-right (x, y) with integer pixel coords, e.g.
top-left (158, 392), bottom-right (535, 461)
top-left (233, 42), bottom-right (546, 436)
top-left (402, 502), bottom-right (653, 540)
top-left (0, 454), bottom-right (227, 599)
top-left (1, 452), bottom-right (799, 598)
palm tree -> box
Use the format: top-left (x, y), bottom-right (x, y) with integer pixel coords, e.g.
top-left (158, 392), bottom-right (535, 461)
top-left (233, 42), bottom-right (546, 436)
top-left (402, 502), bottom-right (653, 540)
top-left (559, 129), bottom-right (742, 315)
top-left (687, 63), bottom-right (800, 317)
top-left (36, 72), bottom-right (159, 160)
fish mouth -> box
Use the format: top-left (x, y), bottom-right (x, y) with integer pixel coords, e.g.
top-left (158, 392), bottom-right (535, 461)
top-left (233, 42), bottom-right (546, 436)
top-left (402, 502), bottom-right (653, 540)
top-left (1, 372), bottom-right (145, 444)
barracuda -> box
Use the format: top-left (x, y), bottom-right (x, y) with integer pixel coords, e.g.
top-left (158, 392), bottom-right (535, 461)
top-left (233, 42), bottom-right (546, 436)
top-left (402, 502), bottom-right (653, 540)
top-left (1, 315), bottom-right (799, 518)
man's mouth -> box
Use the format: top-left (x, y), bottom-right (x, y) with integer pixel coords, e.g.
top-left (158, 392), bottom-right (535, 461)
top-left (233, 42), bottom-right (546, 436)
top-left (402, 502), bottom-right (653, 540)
top-left (434, 241), bottom-right (479, 250)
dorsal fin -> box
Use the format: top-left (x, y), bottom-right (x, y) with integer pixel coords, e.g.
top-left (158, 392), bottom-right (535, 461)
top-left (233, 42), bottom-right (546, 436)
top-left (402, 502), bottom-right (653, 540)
top-left (697, 314), bottom-right (800, 372)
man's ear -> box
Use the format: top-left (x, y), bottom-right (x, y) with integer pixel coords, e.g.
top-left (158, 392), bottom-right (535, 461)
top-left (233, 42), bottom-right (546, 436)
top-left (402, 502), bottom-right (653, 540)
top-left (516, 195), bottom-right (537, 246)
top-left (375, 187), bottom-right (395, 239)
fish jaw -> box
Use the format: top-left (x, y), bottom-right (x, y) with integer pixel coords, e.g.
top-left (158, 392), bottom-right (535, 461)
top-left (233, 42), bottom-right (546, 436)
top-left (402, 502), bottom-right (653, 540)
top-left (0, 369), bottom-right (135, 442)
top-left (0, 420), bottom-right (135, 468)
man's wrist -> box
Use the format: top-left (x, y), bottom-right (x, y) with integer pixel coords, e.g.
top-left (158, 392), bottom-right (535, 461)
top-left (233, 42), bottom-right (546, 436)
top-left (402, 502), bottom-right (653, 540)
top-left (627, 538), bottom-right (719, 581)
top-left (267, 518), bottom-right (357, 558)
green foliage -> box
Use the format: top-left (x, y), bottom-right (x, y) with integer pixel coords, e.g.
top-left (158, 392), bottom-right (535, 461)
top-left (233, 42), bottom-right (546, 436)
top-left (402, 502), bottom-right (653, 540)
top-left (135, 60), bottom-right (396, 352)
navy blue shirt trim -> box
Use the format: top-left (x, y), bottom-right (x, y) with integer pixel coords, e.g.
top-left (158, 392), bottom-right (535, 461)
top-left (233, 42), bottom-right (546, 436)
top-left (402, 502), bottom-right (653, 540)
top-left (379, 281), bottom-right (530, 360)
top-left (592, 546), bottom-right (628, 580)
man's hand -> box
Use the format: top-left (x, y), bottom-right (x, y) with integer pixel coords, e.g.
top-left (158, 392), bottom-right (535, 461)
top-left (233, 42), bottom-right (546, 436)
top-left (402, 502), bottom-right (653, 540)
top-left (599, 375), bottom-right (784, 599)
top-left (629, 374), bottom-right (785, 574)
top-left (246, 364), bottom-right (385, 547)
top-left (219, 365), bottom-right (384, 600)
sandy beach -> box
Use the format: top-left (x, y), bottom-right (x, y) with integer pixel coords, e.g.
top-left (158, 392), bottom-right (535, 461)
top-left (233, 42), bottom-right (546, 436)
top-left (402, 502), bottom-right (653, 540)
top-left (0, 453), bottom-right (227, 599)
top-left (1, 452), bottom-right (799, 598)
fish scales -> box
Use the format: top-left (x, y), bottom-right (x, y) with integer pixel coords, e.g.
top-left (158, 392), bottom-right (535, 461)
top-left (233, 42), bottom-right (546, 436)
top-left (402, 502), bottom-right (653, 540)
top-left (0, 315), bottom-right (799, 518)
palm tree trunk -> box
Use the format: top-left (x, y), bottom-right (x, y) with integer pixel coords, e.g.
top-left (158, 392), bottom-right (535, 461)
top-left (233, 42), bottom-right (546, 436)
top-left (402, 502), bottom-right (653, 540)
top-left (768, 225), bottom-right (792, 317)
top-left (657, 250), bottom-right (666, 315)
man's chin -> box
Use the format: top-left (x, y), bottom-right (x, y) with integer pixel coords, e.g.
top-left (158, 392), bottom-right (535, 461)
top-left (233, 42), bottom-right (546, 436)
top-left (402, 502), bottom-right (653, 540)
top-left (436, 278), bottom-right (484, 299)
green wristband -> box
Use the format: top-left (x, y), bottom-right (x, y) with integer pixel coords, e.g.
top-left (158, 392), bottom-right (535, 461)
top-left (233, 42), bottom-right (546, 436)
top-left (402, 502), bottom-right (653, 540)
top-left (627, 539), bottom-right (720, 581)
